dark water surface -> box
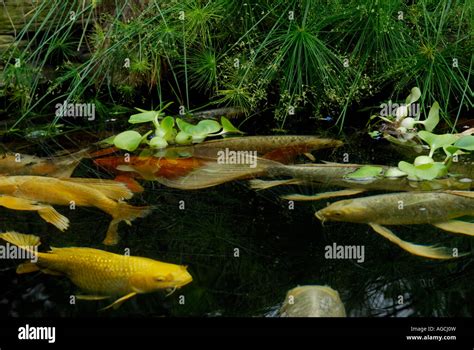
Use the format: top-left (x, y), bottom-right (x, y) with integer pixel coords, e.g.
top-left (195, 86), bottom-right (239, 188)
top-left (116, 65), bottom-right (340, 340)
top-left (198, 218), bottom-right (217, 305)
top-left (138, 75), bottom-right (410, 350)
top-left (0, 135), bottom-right (473, 318)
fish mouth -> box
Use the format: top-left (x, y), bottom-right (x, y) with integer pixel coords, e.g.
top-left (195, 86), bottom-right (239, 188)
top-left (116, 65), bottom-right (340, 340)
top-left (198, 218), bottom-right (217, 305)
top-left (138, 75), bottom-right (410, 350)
top-left (175, 276), bottom-right (193, 288)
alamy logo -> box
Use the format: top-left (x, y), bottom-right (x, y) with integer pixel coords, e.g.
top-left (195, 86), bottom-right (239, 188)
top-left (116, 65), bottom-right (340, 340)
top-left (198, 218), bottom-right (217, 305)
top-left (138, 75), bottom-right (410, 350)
top-left (18, 324), bottom-right (56, 343)
top-left (325, 243), bottom-right (365, 263)
top-left (217, 148), bottom-right (258, 168)
top-left (380, 101), bottom-right (419, 118)
top-left (55, 100), bottom-right (95, 121)
top-left (0, 243), bottom-right (37, 262)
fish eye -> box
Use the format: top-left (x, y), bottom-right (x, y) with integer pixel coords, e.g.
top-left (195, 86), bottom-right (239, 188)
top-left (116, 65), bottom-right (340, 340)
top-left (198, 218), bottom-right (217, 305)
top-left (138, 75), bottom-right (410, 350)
top-left (155, 277), bottom-right (166, 282)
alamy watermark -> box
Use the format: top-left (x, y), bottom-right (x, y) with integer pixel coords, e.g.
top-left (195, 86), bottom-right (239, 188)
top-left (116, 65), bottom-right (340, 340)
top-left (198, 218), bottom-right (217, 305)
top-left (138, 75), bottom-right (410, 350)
top-left (325, 242), bottom-right (365, 263)
top-left (55, 100), bottom-right (95, 121)
top-left (18, 324), bottom-right (55, 343)
top-left (217, 148), bottom-right (258, 168)
top-left (0, 243), bottom-right (37, 262)
top-left (380, 101), bottom-right (419, 118)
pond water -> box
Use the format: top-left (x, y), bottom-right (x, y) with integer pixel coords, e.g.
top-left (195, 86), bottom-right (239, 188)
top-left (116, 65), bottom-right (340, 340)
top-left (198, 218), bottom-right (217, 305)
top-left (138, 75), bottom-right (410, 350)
top-left (0, 134), bottom-right (473, 318)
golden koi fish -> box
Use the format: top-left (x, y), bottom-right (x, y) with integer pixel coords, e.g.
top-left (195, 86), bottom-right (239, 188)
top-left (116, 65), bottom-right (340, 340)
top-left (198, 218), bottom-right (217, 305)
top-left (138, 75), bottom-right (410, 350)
top-left (0, 176), bottom-right (151, 245)
top-left (0, 232), bottom-right (192, 310)
top-left (315, 191), bottom-right (474, 259)
top-left (279, 285), bottom-right (346, 317)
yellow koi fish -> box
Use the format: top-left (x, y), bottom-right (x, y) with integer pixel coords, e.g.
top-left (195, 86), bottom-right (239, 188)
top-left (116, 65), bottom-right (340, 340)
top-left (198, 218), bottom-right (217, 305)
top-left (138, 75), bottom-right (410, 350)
top-left (315, 191), bottom-right (474, 259)
top-left (0, 176), bottom-right (151, 245)
top-left (0, 232), bottom-right (192, 310)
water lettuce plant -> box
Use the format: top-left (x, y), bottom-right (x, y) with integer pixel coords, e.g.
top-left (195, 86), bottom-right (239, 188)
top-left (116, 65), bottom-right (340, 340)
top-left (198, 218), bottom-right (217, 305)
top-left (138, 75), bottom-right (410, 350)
top-left (368, 87), bottom-right (473, 180)
top-left (107, 103), bottom-right (243, 152)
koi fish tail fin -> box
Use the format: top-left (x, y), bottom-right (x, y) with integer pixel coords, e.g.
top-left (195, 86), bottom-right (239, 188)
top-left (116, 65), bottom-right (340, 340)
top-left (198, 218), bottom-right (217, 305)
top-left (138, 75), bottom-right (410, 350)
top-left (368, 223), bottom-right (456, 260)
top-left (117, 204), bottom-right (153, 222)
top-left (50, 148), bottom-right (92, 177)
top-left (0, 231), bottom-right (41, 251)
top-left (103, 205), bottom-right (152, 245)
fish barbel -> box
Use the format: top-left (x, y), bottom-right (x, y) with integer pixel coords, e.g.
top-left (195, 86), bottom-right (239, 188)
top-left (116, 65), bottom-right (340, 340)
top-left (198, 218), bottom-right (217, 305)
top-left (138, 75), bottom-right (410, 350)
top-left (0, 232), bottom-right (192, 310)
top-left (0, 176), bottom-right (151, 245)
top-left (315, 191), bottom-right (474, 260)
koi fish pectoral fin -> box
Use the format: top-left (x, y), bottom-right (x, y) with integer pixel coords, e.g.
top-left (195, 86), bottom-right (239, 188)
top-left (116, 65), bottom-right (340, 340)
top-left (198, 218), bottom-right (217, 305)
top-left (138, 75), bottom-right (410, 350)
top-left (103, 219), bottom-right (120, 246)
top-left (304, 153), bottom-right (316, 161)
top-left (368, 223), bottom-right (455, 260)
top-left (433, 220), bottom-right (474, 236)
top-left (0, 195), bottom-right (41, 211)
top-left (100, 292), bottom-right (137, 311)
top-left (0, 196), bottom-right (70, 232)
top-left (282, 189), bottom-right (366, 201)
top-left (37, 206), bottom-right (70, 232)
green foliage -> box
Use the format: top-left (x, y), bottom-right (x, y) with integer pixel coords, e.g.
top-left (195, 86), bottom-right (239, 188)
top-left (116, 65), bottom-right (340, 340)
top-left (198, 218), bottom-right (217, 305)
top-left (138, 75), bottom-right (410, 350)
top-left (370, 86), bottom-right (473, 180)
top-left (344, 165), bottom-right (384, 180)
top-left (1, 0), bottom-right (471, 133)
top-left (108, 103), bottom-right (242, 151)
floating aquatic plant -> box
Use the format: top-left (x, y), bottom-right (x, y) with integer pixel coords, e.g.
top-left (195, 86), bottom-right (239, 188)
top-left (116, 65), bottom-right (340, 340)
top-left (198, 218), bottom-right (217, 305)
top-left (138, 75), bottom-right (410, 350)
top-left (106, 103), bottom-right (243, 152)
top-left (368, 86), bottom-right (474, 180)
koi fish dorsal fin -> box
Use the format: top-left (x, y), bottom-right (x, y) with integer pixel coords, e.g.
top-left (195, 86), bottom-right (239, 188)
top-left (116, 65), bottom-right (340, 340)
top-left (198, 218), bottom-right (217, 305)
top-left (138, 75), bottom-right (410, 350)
top-left (59, 178), bottom-right (133, 200)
